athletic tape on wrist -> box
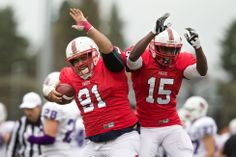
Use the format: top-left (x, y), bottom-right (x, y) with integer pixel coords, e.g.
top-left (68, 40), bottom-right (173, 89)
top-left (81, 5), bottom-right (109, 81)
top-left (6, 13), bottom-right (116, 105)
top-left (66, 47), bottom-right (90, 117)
top-left (77, 20), bottom-right (93, 32)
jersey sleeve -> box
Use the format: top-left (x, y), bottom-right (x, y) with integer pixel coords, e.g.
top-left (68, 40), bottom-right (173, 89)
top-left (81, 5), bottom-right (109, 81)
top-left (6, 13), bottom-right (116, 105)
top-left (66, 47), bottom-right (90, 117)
top-left (1, 121), bottom-right (15, 133)
top-left (42, 102), bottom-right (63, 121)
top-left (176, 52), bottom-right (196, 70)
top-left (183, 63), bottom-right (202, 79)
top-left (60, 67), bottom-right (73, 85)
top-left (42, 72), bottom-right (60, 96)
top-left (197, 117), bottom-right (217, 138)
top-left (101, 47), bottom-right (125, 72)
top-left (125, 46), bottom-right (143, 70)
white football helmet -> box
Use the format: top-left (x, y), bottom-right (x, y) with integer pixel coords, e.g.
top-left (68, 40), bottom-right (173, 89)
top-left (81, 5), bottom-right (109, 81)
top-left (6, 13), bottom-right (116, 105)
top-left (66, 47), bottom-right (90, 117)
top-left (0, 102), bottom-right (7, 123)
top-left (149, 27), bottom-right (182, 68)
top-left (229, 118), bottom-right (236, 135)
top-left (183, 96), bottom-right (208, 122)
top-left (66, 36), bottom-right (100, 79)
top-left (42, 72), bottom-right (60, 96)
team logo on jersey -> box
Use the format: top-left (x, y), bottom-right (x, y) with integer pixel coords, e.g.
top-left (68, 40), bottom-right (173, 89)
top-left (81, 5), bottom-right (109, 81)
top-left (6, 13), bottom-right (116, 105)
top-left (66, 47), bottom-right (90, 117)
top-left (82, 80), bottom-right (90, 86)
top-left (159, 118), bottom-right (169, 124)
top-left (158, 71), bottom-right (168, 76)
top-left (103, 122), bottom-right (114, 129)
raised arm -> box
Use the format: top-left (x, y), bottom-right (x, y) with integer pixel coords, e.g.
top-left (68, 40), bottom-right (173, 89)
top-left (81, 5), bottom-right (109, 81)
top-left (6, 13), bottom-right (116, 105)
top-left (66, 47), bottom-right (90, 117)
top-left (129, 13), bottom-right (170, 62)
top-left (69, 8), bottom-right (125, 72)
top-left (69, 8), bottom-right (113, 54)
top-left (129, 32), bottom-right (155, 62)
top-left (184, 27), bottom-right (208, 76)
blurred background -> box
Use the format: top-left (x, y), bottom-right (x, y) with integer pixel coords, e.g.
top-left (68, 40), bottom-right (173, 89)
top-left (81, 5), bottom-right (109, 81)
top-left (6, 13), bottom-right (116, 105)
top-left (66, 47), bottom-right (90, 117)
top-left (0, 0), bottom-right (236, 132)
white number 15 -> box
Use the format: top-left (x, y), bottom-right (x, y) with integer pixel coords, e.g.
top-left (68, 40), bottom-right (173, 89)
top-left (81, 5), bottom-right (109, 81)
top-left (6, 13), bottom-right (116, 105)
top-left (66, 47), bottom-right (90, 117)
top-left (146, 77), bottom-right (174, 104)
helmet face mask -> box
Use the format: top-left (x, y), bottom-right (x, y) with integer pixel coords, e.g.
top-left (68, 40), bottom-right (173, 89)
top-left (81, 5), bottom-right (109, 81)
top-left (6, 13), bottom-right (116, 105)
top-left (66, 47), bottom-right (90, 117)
top-left (70, 49), bottom-right (96, 79)
top-left (156, 45), bottom-right (181, 56)
top-left (149, 27), bottom-right (182, 68)
top-left (66, 37), bottom-right (100, 80)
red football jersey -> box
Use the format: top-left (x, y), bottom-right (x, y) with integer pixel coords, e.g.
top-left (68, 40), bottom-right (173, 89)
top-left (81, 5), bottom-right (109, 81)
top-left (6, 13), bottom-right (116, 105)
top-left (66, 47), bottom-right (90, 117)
top-left (131, 50), bottom-right (196, 127)
top-left (60, 54), bottom-right (138, 137)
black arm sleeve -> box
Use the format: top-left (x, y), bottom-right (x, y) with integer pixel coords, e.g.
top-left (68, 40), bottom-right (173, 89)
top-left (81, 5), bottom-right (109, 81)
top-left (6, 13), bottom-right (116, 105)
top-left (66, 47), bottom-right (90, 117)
top-left (101, 48), bottom-right (125, 72)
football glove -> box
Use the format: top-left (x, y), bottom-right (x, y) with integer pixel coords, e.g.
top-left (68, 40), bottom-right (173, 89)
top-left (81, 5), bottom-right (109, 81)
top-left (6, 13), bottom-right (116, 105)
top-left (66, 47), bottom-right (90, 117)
top-left (184, 27), bottom-right (201, 49)
top-left (152, 13), bottom-right (170, 35)
top-left (72, 19), bottom-right (93, 32)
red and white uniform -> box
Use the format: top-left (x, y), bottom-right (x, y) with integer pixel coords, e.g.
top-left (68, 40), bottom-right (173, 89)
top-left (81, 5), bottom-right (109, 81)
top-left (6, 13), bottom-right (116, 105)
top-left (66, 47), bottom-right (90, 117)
top-left (127, 49), bottom-right (198, 157)
top-left (60, 54), bottom-right (138, 137)
top-left (131, 50), bottom-right (196, 127)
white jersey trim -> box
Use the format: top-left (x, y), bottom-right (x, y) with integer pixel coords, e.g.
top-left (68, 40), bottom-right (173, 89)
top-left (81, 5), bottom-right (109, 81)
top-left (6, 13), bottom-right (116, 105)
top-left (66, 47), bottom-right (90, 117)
top-left (184, 63), bottom-right (203, 79)
top-left (127, 56), bottom-right (143, 70)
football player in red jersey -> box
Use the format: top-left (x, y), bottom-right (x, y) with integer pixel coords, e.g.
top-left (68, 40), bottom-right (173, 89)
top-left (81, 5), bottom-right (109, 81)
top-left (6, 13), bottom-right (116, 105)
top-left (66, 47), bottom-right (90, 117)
top-left (126, 13), bottom-right (208, 157)
top-left (44, 8), bottom-right (140, 157)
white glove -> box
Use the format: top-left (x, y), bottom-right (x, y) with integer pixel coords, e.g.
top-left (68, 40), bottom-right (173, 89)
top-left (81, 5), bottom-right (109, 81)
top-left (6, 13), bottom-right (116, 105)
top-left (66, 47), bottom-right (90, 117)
top-left (184, 27), bottom-right (201, 49)
top-left (152, 13), bottom-right (170, 35)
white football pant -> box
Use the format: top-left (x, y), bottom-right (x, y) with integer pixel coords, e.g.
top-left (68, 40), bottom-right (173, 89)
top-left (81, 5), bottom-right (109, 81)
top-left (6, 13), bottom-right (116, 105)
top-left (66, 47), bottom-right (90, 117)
top-left (140, 125), bottom-right (193, 157)
top-left (78, 130), bottom-right (140, 157)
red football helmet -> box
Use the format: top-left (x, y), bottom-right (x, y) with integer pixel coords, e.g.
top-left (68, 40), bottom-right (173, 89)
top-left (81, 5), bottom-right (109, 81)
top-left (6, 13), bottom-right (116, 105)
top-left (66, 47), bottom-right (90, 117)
top-left (66, 37), bottom-right (100, 79)
top-left (149, 27), bottom-right (182, 68)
